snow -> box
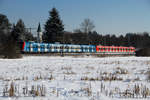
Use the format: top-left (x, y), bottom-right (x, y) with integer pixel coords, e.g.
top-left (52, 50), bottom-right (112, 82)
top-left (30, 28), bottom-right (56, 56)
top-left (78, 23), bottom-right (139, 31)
top-left (0, 56), bottom-right (149, 100)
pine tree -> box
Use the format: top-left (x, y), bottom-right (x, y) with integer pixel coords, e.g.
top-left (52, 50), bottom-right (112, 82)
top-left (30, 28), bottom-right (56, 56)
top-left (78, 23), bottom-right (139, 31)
top-left (11, 24), bottom-right (19, 41)
top-left (11, 19), bottom-right (34, 42)
top-left (0, 14), bottom-right (11, 56)
top-left (0, 14), bottom-right (22, 58)
top-left (14, 19), bottom-right (26, 41)
top-left (0, 14), bottom-right (11, 43)
top-left (43, 8), bottom-right (64, 43)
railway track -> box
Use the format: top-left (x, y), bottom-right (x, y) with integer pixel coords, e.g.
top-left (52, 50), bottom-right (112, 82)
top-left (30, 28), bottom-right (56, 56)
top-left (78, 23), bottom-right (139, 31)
top-left (22, 52), bottom-right (135, 57)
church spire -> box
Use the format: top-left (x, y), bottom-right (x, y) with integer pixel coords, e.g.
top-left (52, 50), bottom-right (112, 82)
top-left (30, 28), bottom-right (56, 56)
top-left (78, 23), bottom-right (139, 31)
top-left (37, 22), bottom-right (42, 43)
top-left (37, 22), bottom-right (41, 32)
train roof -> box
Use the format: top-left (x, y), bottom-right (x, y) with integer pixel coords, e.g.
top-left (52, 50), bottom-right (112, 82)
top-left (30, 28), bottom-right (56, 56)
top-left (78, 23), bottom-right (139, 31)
top-left (24, 41), bottom-right (96, 47)
top-left (96, 45), bottom-right (135, 49)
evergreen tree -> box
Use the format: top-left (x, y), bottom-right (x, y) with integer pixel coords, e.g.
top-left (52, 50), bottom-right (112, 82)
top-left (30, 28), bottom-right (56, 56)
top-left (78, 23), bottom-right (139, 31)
top-left (0, 14), bottom-right (22, 58)
top-left (0, 14), bottom-right (11, 43)
top-left (14, 19), bottom-right (26, 41)
top-left (11, 24), bottom-right (20, 41)
top-left (11, 19), bottom-right (34, 41)
top-left (0, 14), bottom-right (11, 55)
top-left (43, 8), bottom-right (64, 43)
top-left (24, 31), bottom-right (34, 41)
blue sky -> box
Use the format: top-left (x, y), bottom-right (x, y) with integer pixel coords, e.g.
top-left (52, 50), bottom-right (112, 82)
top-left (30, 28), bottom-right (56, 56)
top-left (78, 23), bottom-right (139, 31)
top-left (1, 0), bottom-right (150, 36)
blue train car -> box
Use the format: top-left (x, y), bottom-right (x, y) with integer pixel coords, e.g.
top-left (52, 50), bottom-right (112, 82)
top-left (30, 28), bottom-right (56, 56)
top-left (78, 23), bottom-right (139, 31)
top-left (81, 45), bottom-right (96, 53)
top-left (22, 41), bottom-right (96, 53)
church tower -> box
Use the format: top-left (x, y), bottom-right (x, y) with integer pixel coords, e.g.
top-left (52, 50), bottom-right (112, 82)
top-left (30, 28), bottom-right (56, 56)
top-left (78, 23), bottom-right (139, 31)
top-left (37, 23), bottom-right (43, 43)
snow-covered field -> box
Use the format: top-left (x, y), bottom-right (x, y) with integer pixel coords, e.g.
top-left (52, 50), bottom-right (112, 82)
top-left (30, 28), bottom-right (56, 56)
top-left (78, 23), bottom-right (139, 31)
top-left (0, 56), bottom-right (150, 100)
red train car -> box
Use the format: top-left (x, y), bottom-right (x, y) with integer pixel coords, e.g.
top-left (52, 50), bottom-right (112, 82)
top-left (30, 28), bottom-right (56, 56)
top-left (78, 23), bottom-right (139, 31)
top-left (96, 45), bottom-right (135, 55)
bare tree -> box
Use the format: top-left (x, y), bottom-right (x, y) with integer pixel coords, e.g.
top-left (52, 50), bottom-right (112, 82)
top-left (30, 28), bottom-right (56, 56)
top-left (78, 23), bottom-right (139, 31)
top-left (80, 18), bottom-right (95, 33)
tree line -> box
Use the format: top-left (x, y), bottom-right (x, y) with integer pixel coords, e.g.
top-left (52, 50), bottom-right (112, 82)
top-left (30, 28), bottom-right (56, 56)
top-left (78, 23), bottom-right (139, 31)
top-left (62, 31), bottom-right (150, 48)
top-left (0, 7), bottom-right (150, 58)
top-left (43, 8), bottom-right (150, 48)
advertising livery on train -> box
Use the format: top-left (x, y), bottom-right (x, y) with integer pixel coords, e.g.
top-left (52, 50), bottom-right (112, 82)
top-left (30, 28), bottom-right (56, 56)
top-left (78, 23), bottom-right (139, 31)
top-left (22, 41), bottom-right (135, 55)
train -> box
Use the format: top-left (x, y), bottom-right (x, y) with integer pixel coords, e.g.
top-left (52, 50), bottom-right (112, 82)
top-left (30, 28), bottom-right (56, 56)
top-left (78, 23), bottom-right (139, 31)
top-left (22, 41), bottom-right (135, 55)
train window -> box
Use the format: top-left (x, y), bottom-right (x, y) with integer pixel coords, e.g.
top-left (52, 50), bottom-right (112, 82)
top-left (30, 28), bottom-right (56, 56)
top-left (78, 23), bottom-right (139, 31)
top-left (75, 47), bottom-right (78, 50)
top-left (60, 46), bottom-right (63, 49)
top-left (33, 45), bottom-right (35, 48)
top-left (47, 46), bottom-right (51, 49)
top-left (47, 45), bottom-right (49, 49)
top-left (68, 46), bottom-right (70, 49)
top-left (41, 45), bottom-right (45, 49)
top-left (65, 46), bottom-right (69, 49)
